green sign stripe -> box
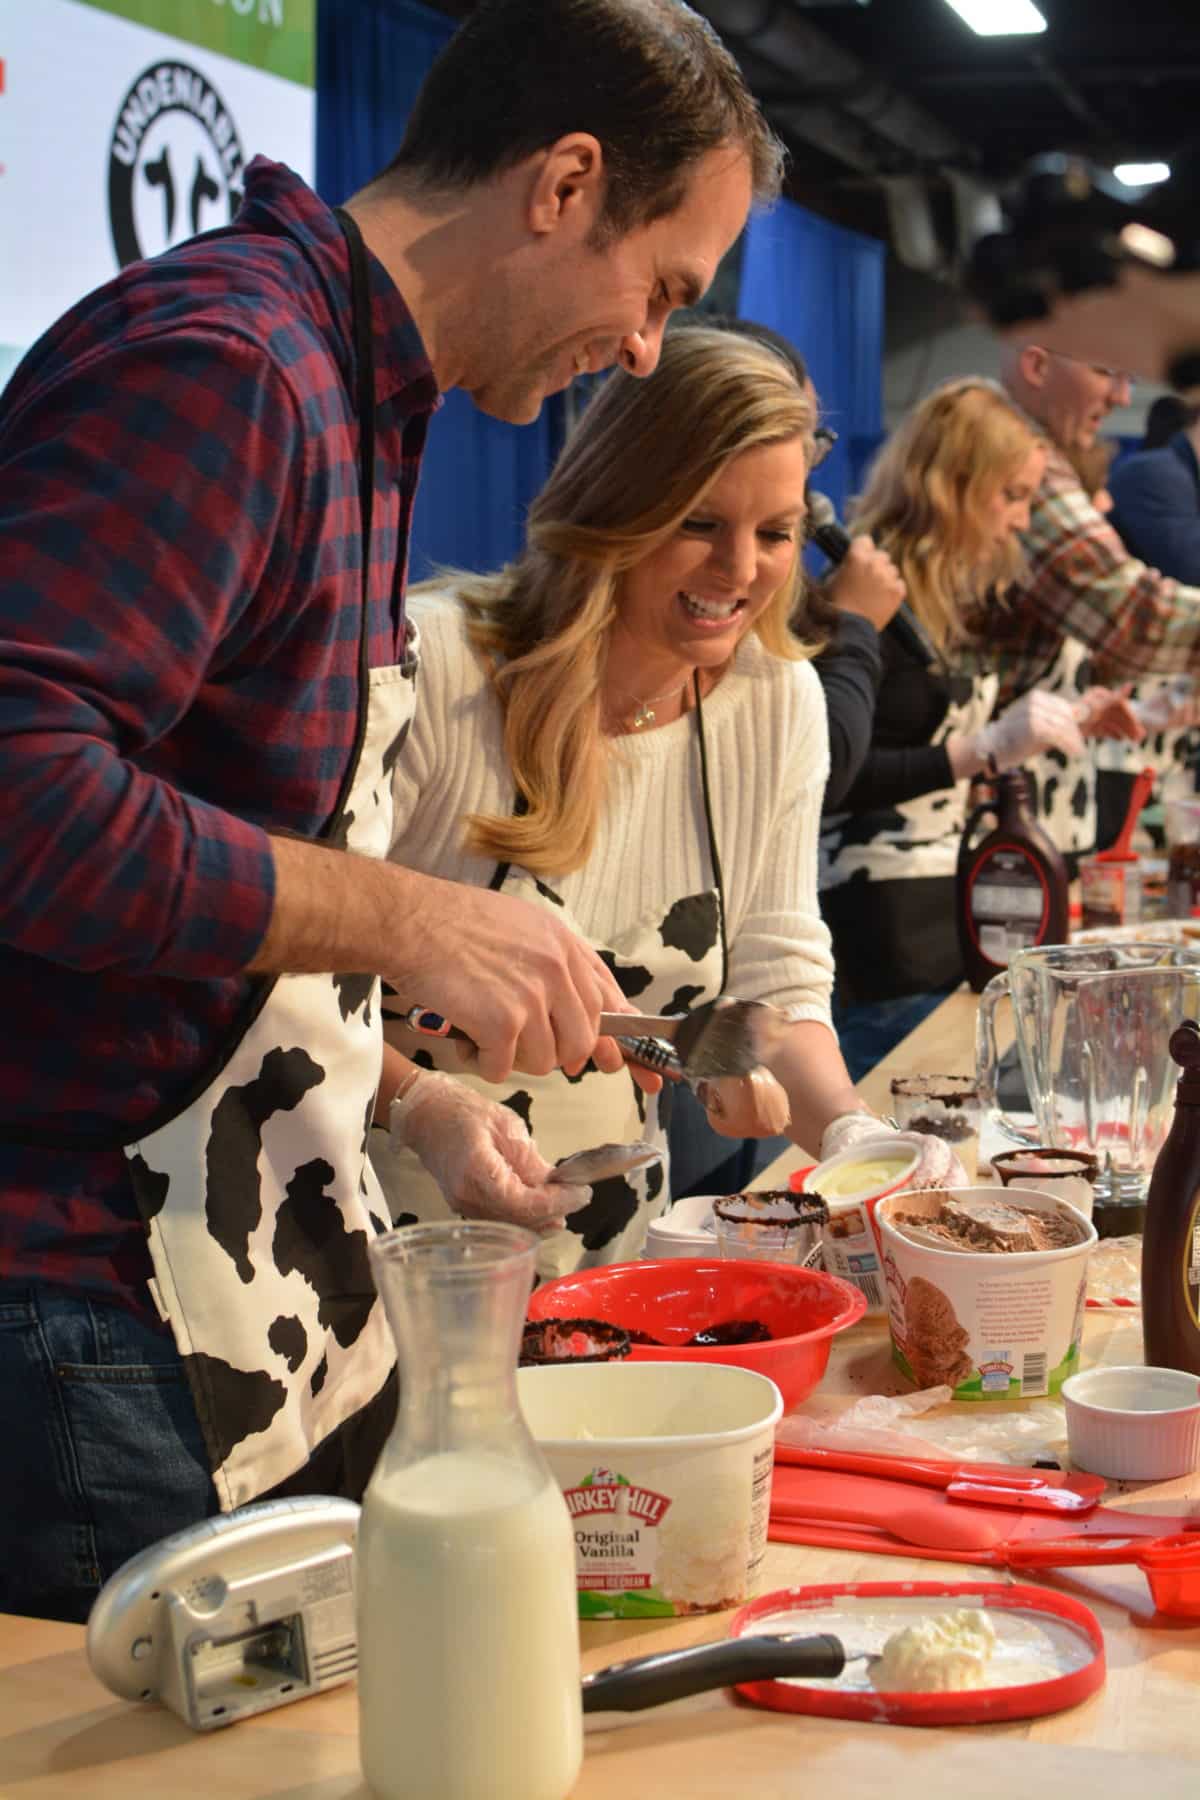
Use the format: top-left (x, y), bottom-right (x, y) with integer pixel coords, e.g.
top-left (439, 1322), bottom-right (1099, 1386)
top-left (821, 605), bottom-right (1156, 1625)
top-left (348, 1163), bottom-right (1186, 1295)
top-left (70, 0), bottom-right (314, 90)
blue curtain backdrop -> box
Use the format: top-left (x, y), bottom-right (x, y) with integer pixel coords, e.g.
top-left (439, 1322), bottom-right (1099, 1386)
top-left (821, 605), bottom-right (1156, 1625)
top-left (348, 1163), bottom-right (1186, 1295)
top-left (316, 0), bottom-right (565, 578)
top-left (317, 0), bottom-right (886, 573)
top-left (738, 201), bottom-right (885, 524)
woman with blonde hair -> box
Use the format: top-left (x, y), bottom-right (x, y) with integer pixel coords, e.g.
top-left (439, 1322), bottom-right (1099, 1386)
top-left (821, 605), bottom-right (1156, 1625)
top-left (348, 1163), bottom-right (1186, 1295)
top-left (819, 377), bottom-right (1109, 1074)
top-left (375, 326), bottom-right (959, 1274)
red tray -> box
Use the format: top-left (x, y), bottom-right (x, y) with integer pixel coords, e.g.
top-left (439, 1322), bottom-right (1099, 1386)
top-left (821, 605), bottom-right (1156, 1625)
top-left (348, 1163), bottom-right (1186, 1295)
top-left (730, 1580), bottom-right (1105, 1725)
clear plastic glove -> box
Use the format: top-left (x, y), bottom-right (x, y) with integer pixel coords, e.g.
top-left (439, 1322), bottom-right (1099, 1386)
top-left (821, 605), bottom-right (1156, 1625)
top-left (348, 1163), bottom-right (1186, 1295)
top-left (388, 1071), bottom-right (589, 1232)
top-left (971, 688), bottom-right (1086, 770)
top-left (817, 1110), bottom-right (969, 1189)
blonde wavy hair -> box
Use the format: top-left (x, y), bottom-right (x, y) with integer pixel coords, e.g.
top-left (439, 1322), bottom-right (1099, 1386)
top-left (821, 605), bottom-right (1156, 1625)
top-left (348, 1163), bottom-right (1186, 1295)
top-left (425, 325), bottom-right (816, 876)
top-left (851, 378), bottom-right (1043, 654)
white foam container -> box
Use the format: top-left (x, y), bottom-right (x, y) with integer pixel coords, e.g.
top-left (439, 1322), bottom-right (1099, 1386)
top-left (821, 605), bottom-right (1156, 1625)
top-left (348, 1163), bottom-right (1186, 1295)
top-left (643, 1192), bottom-right (720, 1259)
top-left (517, 1360), bottom-right (782, 1620)
top-left (1061, 1364), bottom-right (1200, 1480)
top-left (876, 1186), bottom-right (1097, 1402)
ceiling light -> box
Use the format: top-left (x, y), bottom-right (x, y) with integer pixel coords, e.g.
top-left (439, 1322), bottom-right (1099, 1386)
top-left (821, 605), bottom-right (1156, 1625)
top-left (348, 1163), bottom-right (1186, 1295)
top-left (942, 0), bottom-right (1047, 35)
top-left (1113, 162), bottom-right (1171, 187)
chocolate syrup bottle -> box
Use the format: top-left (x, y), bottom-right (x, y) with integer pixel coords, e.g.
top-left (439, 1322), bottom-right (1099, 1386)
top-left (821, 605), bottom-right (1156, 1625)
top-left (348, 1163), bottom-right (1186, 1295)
top-left (1142, 1019), bottom-right (1200, 1373)
top-left (955, 769), bottom-right (1070, 994)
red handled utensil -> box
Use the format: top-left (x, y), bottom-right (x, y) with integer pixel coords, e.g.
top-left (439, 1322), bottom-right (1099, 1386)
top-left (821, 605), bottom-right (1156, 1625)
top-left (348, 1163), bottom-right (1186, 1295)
top-left (1094, 765), bottom-right (1156, 863)
top-left (774, 1444), bottom-right (1105, 1514)
top-left (769, 1467), bottom-right (1200, 1614)
top-left (1003, 1532), bottom-right (1200, 1619)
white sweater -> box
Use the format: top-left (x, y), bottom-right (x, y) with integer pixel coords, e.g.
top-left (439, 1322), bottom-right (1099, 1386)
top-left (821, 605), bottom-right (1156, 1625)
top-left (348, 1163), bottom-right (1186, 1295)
top-left (390, 591), bottom-right (835, 1025)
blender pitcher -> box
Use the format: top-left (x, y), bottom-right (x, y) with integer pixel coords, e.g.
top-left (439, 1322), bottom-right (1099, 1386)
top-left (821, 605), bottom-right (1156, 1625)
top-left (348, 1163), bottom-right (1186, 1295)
top-left (976, 942), bottom-right (1200, 1199)
top-left (356, 1221), bottom-right (583, 1800)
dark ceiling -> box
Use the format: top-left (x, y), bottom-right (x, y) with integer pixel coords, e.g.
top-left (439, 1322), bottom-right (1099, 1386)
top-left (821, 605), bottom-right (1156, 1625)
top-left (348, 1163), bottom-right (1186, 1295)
top-left (426, 0), bottom-right (1198, 258)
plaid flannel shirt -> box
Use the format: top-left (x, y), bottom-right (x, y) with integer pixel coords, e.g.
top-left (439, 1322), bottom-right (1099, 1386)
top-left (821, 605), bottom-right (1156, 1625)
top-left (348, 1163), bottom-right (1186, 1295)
top-left (0, 159), bottom-right (436, 1314)
top-left (980, 439), bottom-right (1200, 708)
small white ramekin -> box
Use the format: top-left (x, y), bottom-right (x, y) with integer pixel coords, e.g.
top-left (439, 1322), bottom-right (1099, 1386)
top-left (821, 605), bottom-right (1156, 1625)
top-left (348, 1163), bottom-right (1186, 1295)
top-left (1061, 1365), bottom-right (1200, 1481)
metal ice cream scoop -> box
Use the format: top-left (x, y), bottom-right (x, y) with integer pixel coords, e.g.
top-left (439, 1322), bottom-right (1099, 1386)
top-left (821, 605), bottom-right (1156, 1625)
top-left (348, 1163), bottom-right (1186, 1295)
top-left (581, 1633), bottom-right (876, 1711)
top-left (398, 994), bottom-right (788, 1082)
top-left (545, 1140), bottom-right (661, 1186)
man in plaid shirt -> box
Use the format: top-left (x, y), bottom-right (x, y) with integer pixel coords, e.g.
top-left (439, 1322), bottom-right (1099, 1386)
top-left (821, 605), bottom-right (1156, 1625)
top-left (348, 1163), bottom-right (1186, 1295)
top-left (0, 0), bottom-right (781, 1620)
top-left (987, 344), bottom-right (1200, 708)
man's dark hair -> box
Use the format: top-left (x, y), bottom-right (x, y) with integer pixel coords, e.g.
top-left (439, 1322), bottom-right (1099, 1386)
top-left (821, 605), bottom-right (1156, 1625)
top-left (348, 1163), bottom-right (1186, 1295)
top-left (385, 0), bottom-right (784, 237)
top-left (1143, 393), bottom-right (1200, 450)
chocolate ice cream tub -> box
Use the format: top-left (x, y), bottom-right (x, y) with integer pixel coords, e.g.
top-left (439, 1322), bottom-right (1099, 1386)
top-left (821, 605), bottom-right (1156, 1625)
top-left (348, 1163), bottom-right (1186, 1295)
top-left (876, 1187), bottom-right (1097, 1402)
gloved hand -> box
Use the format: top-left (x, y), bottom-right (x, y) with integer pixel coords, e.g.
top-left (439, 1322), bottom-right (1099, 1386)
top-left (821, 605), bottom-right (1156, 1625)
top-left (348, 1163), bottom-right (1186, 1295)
top-left (817, 1109), bottom-right (969, 1190)
top-left (389, 1071), bottom-right (589, 1232)
top-left (970, 688), bottom-right (1087, 772)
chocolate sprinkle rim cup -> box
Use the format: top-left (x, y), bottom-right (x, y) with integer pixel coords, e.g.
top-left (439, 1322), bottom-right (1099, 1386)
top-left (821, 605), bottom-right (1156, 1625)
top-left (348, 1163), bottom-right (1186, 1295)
top-left (889, 1073), bottom-right (980, 1107)
top-left (991, 1147), bottom-right (1100, 1186)
top-left (519, 1318), bottom-right (632, 1366)
top-left (711, 1190), bottom-right (829, 1230)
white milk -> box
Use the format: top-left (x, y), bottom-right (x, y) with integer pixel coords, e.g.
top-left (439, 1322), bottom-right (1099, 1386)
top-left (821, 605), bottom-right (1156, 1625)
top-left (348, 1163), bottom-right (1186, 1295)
top-left (356, 1448), bottom-right (583, 1800)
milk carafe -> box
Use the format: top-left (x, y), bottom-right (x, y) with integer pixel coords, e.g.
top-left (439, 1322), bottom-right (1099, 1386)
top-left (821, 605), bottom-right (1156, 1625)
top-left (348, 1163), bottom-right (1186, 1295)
top-left (357, 1222), bottom-right (582, 1800)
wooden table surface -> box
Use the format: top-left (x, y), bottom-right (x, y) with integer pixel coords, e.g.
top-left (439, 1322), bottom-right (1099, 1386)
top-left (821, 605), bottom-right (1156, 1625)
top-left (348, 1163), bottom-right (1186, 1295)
top-left (4, 988), bottom-right (1199, 1798)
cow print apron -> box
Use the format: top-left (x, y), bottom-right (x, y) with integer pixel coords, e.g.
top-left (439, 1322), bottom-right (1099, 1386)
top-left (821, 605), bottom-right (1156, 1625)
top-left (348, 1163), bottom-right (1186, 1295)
top-left (820, 636), bottom-right (997, 892)
top-left (1022, 635), bottom-right (1098, 859)
top-left (375, 676), bottom-right (729, 1282)
top-left (123, 209), bottom-right (414, 1511)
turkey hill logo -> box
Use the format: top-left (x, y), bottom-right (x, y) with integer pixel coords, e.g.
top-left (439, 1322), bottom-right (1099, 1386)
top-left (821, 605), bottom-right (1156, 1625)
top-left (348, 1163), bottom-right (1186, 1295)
top-left (564, 1469), bottom-right (671, 1526)
top-left (108, 62), bottom-right (246, 268)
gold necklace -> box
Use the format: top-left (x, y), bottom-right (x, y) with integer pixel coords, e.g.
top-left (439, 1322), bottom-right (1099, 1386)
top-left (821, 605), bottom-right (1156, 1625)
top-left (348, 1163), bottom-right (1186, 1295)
top-left (609, 677), bottom-right (691, 730)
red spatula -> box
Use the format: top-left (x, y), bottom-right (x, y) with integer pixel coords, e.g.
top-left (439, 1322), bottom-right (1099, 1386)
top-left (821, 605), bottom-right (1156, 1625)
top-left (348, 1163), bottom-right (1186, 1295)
top-left (770, 1465), bottom-right (1198, 1552)
top-left (773, 1444), bottom-right (1105, 1514)
top-left (1094, 764), bottom-right (1156, 864)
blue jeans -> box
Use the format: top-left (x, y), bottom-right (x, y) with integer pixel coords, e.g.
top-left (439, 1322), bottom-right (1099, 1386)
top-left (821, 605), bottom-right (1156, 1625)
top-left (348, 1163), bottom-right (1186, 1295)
top-left (832, 988), bottom-right (953, 1084)
top-left (666, 1080), bottom-right (792, 1199)
top-left (0, 1289), bottom-right (217, 1622)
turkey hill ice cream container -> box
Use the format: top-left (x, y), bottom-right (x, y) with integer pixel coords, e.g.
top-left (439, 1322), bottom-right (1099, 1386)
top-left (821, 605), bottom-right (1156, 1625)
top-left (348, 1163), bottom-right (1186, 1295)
top-left (795, 1138), bottom-right (922, 1317)
top-left (876, 1186), bottom-right (1096, 1402)
top-left (517, 1361), bottom-right (781, 1619)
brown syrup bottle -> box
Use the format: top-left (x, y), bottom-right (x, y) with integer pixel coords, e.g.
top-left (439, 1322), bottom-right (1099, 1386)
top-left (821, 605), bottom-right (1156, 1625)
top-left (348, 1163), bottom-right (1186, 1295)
top-left (955, 769), bottom-right (1070, 993)
top-left (1142, 1018), bottom-right (1200, 1373)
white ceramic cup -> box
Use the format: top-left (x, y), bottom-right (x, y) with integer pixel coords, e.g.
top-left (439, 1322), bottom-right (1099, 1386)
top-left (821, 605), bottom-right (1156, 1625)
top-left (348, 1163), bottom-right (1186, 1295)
top-left (1061, 1364), bottom-right (1200, 1481)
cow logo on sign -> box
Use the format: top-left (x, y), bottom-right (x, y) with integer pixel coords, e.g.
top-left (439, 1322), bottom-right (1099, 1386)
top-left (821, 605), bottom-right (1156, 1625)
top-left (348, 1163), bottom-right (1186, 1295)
top-left (108, 62), bottom-right (246, 269)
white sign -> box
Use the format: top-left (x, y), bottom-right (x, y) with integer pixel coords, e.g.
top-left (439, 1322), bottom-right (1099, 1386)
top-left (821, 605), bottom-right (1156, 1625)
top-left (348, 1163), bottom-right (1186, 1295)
top-left (0, 0), bottom-right (314, 387)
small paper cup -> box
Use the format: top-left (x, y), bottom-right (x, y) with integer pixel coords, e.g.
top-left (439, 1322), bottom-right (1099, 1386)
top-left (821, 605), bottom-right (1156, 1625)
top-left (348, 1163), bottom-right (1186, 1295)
top-left (1062, 1365), bottom-right (1200, 1481)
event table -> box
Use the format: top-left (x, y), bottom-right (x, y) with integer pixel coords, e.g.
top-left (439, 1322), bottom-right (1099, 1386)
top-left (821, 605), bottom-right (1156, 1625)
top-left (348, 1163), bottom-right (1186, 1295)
top-left (3, 988), bottom-right (1199, 1797)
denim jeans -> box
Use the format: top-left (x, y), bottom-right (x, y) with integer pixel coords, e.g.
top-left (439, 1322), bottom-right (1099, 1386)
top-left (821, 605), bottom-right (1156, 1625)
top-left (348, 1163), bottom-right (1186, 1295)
top-left (0, 1288), bottom-right (218, 1622)
top-left (832, 987), bottom-right (954, 1085)
top-left (666, 1080), bottom-right (792, 1200)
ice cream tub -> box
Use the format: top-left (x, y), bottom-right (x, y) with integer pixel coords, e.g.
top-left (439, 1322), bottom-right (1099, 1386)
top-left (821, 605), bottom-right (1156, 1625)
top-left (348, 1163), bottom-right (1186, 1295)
top-left (517, 1360), bottom-right (782, 1620)
top-left (794, 1138), bottom-right (923, 1317)
top-left (876, 1186), bottom-right (1097, 1402)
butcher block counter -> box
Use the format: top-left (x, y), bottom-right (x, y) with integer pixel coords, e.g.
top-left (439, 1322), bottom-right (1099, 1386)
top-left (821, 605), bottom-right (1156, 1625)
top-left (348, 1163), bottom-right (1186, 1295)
top-left (4, 989), bottom-right (1199, 1797)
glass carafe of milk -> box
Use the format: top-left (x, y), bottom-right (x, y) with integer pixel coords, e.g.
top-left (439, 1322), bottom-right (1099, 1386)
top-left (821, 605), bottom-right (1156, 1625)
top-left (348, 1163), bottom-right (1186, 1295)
top-left (358, 1221), bottom-right (583, 1800)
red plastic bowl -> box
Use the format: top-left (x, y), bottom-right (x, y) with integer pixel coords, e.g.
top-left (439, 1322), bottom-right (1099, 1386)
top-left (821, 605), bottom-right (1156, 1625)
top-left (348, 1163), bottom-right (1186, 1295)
top-left (526, 1257), bottom-right (866, 1413)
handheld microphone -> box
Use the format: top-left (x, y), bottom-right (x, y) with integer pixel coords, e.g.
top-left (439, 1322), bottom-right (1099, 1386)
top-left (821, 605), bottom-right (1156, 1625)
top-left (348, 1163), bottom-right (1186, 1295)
top-left (806, 490), bottom-right (851, 566)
